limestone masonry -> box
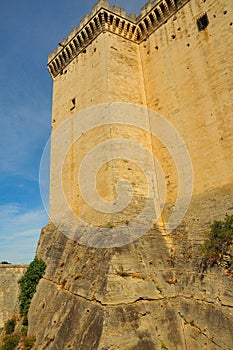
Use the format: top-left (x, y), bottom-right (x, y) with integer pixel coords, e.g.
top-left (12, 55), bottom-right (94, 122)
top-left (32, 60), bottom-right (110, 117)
top-left (47, 0), bottom-right (189, 78)
top-left (0, 265), bottom-right (28, 330)
top-left (48, 0), bottom-right (233, 235)
top-left (25, 0), bottom-right (233, 349)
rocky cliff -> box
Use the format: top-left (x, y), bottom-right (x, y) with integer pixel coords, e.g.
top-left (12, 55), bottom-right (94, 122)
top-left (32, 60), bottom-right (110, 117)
top-left (27, 223), bottom-right (233, 349)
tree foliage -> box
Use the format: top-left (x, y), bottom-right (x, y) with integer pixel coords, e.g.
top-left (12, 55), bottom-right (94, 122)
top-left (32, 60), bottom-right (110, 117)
top-left (18, 257), bottom-right (46, 321)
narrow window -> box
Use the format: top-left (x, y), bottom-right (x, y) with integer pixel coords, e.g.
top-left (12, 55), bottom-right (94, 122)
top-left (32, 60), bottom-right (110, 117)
top-left (70, 98), bottom-right (76, 111)
top-left (197, 13), bottom-right (209, 31)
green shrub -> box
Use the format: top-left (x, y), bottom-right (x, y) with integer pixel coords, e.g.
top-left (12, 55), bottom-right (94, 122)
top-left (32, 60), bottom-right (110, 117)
top-left (1, 334), bottom-right (20, 350)
top-left (23, 335), bottom-right (36, 350)
top-left (18, 257), bottom-right (46, 320)
top-left (21, 325), bottom-right (28, 336)
top-left (201, 215), bottom-right (233, 272)
top-left (4, 319), bottom-right (16, 335)
top-left (22, 315), bottom-right (28, 327)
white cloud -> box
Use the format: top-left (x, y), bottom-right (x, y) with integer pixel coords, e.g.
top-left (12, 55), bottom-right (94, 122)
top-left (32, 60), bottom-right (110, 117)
top-left (0, 204), bottom-right (20, 216)
top-left (11, 229), bottom-right (40, 238)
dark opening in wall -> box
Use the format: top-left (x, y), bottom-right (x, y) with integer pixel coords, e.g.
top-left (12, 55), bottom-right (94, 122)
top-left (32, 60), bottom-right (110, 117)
top-left (86, 27), bottom-right (91, 39)
top-left (144, 18), bottom-right (149, 30)
top-left (139, 22), bottom-right (145, 35)
top-left (66, 48), bottom-right (71, 60)
top-left (69, 43), bottom-right (75, 55)
top-left (62, 51), bottom-right (66, 62)
top-left (77, 36), bottom-right (82, 46)
top-left (166, 0), bottom-right (174, 11)
top-left (197, 13), bottom-right (209, 31)
top-left (109, 14), bottom-right (114, 25)
top-left (89, 22), bottom-right (94, 34)
top-left (154, 8), bottom-right (161, 22)
top-left (160, 3), bottom-right (166, 15)
top-left (98, 13), bottom-right (102, 25)
top-left (70, 98), bottom-right (76, 111)
top-left (149, 13), bottom-right (155, 26)
top-left (81, 31), bottom-right (86, 41)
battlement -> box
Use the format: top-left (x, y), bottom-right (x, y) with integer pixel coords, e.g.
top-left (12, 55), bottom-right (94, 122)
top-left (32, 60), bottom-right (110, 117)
top-left (48, 0), bottom-right (190, 78)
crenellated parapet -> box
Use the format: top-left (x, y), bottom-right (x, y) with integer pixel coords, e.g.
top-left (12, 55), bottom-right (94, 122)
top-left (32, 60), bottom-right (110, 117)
top-left (137, 0), bottom-right (191, 39)
top-left (47, 1), bottom-right (137, 79)
top-left (48, 0), bottom-right (190, 78)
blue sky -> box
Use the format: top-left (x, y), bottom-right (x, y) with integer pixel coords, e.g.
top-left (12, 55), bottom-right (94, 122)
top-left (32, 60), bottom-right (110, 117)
top-left (0, 0), bottom-right (146, 263)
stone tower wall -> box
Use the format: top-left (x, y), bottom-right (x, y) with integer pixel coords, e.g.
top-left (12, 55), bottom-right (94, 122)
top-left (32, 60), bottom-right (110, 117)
top-left (139, 0), bottom-right (233, 235)
top-left (48, 0), bottom-right (233, 238)
top-left (49, 31), bottom-right (155, 231)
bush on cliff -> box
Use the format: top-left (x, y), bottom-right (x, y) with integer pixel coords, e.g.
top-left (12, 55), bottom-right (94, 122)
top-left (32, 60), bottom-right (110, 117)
top-left (23, 335), bottom-right (36, 350)
top-left (4, 319), bottom-right (16, 335)
top-left (18, 256), bottom-right (46, 323)
top-left (0, 334), bottom-right (20, 350)
top-left (201, 214), bottom-right (233, 274)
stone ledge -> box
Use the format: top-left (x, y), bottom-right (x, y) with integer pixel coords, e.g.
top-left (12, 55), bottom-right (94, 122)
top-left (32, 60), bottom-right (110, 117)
top-left (0, 264), bottom-right (29, 269)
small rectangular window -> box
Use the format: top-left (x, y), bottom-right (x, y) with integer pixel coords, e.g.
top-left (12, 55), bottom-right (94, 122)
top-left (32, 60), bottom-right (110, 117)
top-left (197, 13), bottom-right (209, 31)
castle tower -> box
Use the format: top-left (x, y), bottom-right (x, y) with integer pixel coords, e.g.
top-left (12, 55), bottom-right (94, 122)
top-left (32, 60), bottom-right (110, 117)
top-left (47, 0), bottom-right (164, 246)
top-left (29, 1), bottom-right (233, 348)
top-left (47, 0), bottom-right (233, 248)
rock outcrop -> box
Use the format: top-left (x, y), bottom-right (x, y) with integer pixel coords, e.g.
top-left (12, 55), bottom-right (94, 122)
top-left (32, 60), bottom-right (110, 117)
top-left (28, 223), bottom-right (233, 349)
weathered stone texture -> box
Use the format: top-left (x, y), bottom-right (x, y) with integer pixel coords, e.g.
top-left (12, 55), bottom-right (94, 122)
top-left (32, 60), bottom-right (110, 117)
top-left (141, 0), bottom-right (233, 199)
top-left (28, 223), bottom-right (233, 349)
top-left (0, 265), bottom-right (28, 330)
top-left (28, 0), bottom-right (233, 348)
top-left (49, 0), bottom-right (233, 234)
